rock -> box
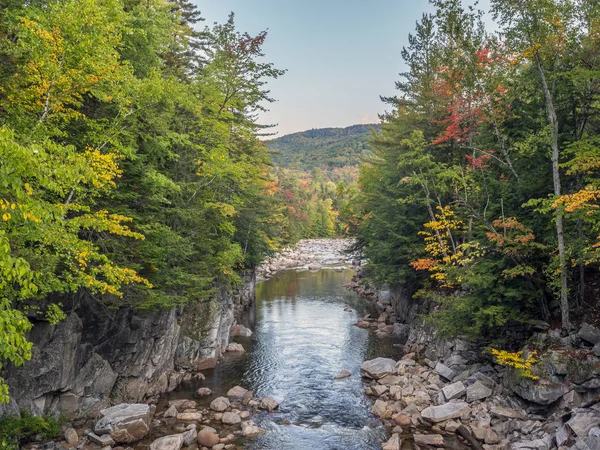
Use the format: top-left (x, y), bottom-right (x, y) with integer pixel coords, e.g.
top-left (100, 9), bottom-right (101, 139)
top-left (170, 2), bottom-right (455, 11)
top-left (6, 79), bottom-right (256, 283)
top-left (555, 424), bottom-right (569, 446)
top-left (571, 437), bottom-right (600, 450)
top-left (64, 428), bottom-right (78, 445)
top-left (442, 381), bottom-right (466, 401)
top-left (221, 412), bottom-right (241, 425)
top-left (567, 410), bottom-right (600, 437)
top-left (360, 357), bottom-right (397, 379)
top-left (181, 428), bottom-right (197, 446)
top-left (421, 402), bottom-right (471, 422)
top-left (225, 343), bottom-right (245, 352)
top-left (231, 324), bottom-right (252, 337)
top-left (509, 376), bottom-right (569, 405)
top-left (168, 399), bottom-right (196, 410)
top-left (593, 343), bottom-right (600, 357)
top-left (392, 413), bottom-right (412, 427)
top-left (485, 428), bottom-right (500, 445)
top-left (414, 434), bottom-right (444, 446)
top-left (241, 421), bottom-right (264, 437)
top-left (466, 380), bottom-right (493, 402)
top-left (258, 397), bottom-right (279, 411)
top-left (210, 397), bottom-right (230, 412)
top-left (371, 399), bottom-right (387, 417)
top-left (445, 421), bottom-right (461, 433)
top-left (88, 432), bottom-right (115, 446)
top-left (195, 387), bottom-right (212, 397)
top-left (381, 433), bottom-right (402, 450)
top-left (149, 434), bottom-right (184, 450)
top-left (335, 370), bottom-right (352, 379)
top-left (579, 323), bottom-right (600, 345)
top-left (176, 412), bottom-right (202, 421)
top-left (164, 405), bottom-right (178, 418)
top-left (490, 405), bottom-right (525, 420)
top-left (434, 362), bottom-right (456, 381)
top-left (94, 403), bottom-right (153, 444)
top-left (343, 307), bottom-right (353, 312)
top-left (510, 439), bottom-right (549, 449)
top-left (240, 411), bottom-right (250, 419)
top-left (226, 386), bottom-right (248, 398)
top-left (197, 430), bottom-right (220, 447)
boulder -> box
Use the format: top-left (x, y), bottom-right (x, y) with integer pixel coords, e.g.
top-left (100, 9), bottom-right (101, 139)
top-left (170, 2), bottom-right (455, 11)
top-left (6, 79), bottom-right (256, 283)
top-left (197, 430), bottom-right (220, 447)
top-left (227, 386), bottom-right (248, 398)
top-left (181, 428), bottom-right (197, 446)
top-left (195, 387), bottom-right (212, 397)
top-left (225, 343), bottom-right (245, 352)
top-left (149, 434), bottom-right (184, 450)
top-left (421, 402), bottom-right (471, 422)
top-left (371, 399), bottom-right (387, 417)
top-left (241, 421), bottom-right (264, 437)
top-left (567, 410), bottom-right (600, 437)
top-left (579, 323), bottom-right (600, 345)
top-left (231, 324), bottom-right (252, 337)
top-left (381, 433), bottom-right (401, 450)
top-left (164, 405), bottom-right (178, 418)
top-left (94, 403), bottom-right (153, 444)
top-left (221, 412), bottom-right (241, 425)
top-left (466, 380), bottom-right (493, 402)
top-left (64, 428), bottom-right (78, 445)
top-left (335, 370), bottom-right (352, 379)
top-left (210, 397), bottom-right (230, 412)
top-left (360, 357), bottom-right (397, 379)
top-left (414, 434), bottom-right (444, 447)
top-left (434, 362), bottom-right (456, 381)
top-left (258, 397), bottom-right (279, 411)
top-left (87, 432), bottom-right (115, 446)
top-left (442, 381), bottom-right (466, 401)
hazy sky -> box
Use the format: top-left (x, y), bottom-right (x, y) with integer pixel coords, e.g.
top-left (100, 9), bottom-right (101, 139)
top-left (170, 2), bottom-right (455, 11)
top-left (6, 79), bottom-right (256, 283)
top-left (196, 1), bottom-right (490, 137)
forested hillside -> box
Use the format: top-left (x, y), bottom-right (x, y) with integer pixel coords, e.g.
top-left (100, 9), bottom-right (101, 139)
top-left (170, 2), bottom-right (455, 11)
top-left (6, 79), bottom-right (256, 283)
top-left (353, 0), bottom-right (600, 340)
top-left (267, 124), bottom-right (379, 170)
top-left (0, 0), bottom-right (285, 399)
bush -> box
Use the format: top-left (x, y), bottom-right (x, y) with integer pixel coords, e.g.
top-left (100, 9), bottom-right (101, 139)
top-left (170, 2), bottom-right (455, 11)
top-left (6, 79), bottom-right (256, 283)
top-left (0, 411), bottom-right (62, 449)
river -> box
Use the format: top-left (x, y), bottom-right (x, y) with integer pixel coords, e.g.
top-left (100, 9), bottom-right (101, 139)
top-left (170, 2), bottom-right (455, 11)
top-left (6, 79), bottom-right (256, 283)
top-left (168, 268), bottom-right (402, 449)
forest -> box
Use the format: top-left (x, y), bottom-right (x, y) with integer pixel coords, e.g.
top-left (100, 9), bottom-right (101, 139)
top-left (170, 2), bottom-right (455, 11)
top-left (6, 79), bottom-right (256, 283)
top-left (0, 0), bottom-right (287, 400)
top-left (354, 0), bottom-right (600, 340)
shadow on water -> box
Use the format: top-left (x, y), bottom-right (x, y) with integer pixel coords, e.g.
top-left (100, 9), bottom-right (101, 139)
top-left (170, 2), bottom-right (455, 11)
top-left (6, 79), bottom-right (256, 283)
top-left (170, 269), bottom-right (405, 449)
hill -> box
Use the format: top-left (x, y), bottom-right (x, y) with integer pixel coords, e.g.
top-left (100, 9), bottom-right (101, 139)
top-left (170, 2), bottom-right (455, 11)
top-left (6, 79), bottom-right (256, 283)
top-left (266, 123), bottom-right (380, 170)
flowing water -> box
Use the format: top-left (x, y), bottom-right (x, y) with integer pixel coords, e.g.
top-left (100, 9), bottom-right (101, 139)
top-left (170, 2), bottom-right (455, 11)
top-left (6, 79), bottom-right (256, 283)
top-left (170, 268), bottom-right (403, 449)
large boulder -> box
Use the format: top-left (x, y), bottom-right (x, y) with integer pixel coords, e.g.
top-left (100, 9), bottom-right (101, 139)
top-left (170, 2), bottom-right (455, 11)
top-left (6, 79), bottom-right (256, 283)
top-left (210, 397), bottom-right (230, 412)
top-left (466, 380), bottom-right (493, 402)
top-left (94, 403), bottom-right (153, 444)
top-left (421, 402), bottom-right (471, 423)
top-left (227, 386), bottom-right (248, 398)
top-left (579, 323), bottom-right (600, 345)
top-left (360, 358), bottom-right (397, 379)
top-left (508, 375), bottom-right (569, 405)
top-left (567, 409), bottom-right (600, 437)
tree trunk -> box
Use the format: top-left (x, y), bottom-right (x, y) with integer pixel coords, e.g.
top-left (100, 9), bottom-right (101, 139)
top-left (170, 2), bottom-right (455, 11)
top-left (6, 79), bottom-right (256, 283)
top-left (535, 54), bottom-right (569, 331)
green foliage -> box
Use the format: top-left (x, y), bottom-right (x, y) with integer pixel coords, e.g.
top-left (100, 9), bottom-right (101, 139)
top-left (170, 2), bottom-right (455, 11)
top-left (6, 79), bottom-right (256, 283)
top-left (0, 411), bottom-right (63, 449)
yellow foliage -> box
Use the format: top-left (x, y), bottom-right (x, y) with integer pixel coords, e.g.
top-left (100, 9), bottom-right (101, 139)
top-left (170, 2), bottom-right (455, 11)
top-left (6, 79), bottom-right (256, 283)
top-left (490, 348), bottom-right (539, 380)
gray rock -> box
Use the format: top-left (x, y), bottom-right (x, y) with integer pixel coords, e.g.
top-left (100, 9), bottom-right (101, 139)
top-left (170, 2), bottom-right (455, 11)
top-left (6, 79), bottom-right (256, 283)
top-left (64, 427), bottom-right (78, 445)
top-left (490, 405), bottom-right (525, 420)
top-left (571, 436), bottom-right (600, 450)
top-left (510, 439), bottom-right (548, 450)
top-left (579, 323), bottom-right (600, 345)
top-left (434, 362), bottom-right (456, 381)
top-left (381, 433), bottom-right (401, 450)
top-left (149, 434), bottom-right (184, 450)
top-left (258, 397), bottom-right (279, 411)
top-left (210, 397), bottom-right (230, 412)
top-left (509, 376), bottom-right (569, 405)
top-left (466, 380), bottom-right (493, 402)
top-left (442, 381), bottom-right (466, 401)
top-left (360, 357), bottom-right (397, 379)
top-left (414, 434), bottom-right (444, 447)
top-left (421, 401), bottom-right (471, 422)
top-left (94, 403), bottom-right (153, 444)
top-left (88, 432), bottom-right (115, 446)
top-left (241, 421), bottom-right (264, 437)
top-left (226, 386), bottom-right (248, 398)
top-left (221, 412), bottom-right (241, 425)
top-left (181, 428), bottom-right (197, 446)
top-left (567, 410), bottom-right (600, 437)
top-left (555, 424), bottom-right (569, 446)
top-left (195, 387), bottom-right (212, 397)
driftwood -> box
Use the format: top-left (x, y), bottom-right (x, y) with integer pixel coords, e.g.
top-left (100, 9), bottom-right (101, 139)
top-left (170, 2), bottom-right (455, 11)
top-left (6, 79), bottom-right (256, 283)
top-left (456, 425), bottom-right (485, 450)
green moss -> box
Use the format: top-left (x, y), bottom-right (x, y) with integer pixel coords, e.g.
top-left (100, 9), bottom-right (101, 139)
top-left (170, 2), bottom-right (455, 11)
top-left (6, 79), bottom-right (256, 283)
top-left (0, 411), bottom-right (63, 449)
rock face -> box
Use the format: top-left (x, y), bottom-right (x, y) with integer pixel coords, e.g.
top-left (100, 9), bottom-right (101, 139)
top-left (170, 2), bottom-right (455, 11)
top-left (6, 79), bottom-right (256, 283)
top-left (94, 403), bottom-right (153, 444)
top-left (360, 357), bottom-right (397, 379)
top-left (1, 273), bottom-right (255, 419)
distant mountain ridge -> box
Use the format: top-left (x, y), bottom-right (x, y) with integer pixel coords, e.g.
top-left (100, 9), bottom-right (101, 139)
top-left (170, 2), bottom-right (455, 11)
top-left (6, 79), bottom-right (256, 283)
top-left (266, 123), bottom-right (380, 170)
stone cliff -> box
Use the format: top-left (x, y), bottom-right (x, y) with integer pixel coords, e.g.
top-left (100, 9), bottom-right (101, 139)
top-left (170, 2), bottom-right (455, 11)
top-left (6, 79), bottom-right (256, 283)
top-left (0, 273), bottom-right (255, 420)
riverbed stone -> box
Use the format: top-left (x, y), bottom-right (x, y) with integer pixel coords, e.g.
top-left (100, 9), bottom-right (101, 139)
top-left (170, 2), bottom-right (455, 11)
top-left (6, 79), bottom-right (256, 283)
top-left (335, 370), bottom-right (352, 379)
top-left (421, 401), bottom-right (471, 422)
top-left (168, 399), bottom-right (196, 410)
top-left (414, 434), bottom-right (444, 447)
top-left (210, 397), bottom-right (230, 412)
top-left (227, 386), bottom-right (248, 398)
top-left (149, 434), bottom-right (184, 450)
top-left (221, 412), bottom-right (241, 425)
top-left (360, 357), bottom-right (397, 379)
top-left (197, 430), bottom-right (220, 447)
top-left (241, 421), bottom-right (264, 437)
top-left (442, 381), bottom-right (466, 401)
top-left (381, 433), bottom-right (402, 450)
top-left (196, 387), bottom-right (212, 397)
top-left (258, 397), bottom-right (279, 411)
top-left (176, 412), bottom-right (202, 421)
top-left (94, 403), bottom-right (153, 444)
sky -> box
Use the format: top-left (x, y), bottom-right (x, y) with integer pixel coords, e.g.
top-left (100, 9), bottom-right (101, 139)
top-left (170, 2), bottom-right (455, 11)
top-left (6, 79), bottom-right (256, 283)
top-left (196, 1), bottom-right (491, 137)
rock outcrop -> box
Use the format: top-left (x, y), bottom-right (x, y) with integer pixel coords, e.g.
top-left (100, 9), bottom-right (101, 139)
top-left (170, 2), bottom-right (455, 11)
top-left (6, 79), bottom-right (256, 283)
top-left (1, 273), bottom-right (255, 419)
